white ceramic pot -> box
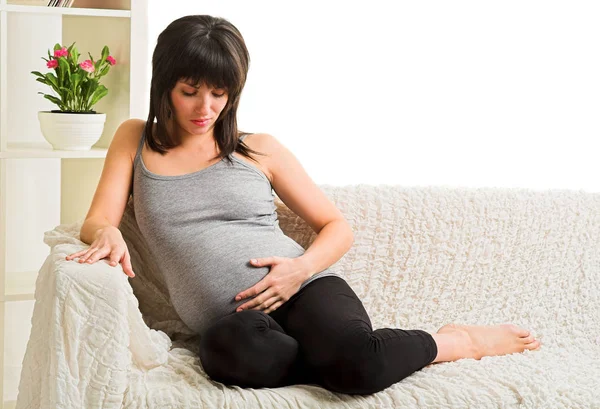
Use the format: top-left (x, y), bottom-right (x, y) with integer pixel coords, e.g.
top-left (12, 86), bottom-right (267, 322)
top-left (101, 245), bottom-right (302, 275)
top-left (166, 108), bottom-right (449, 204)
top-left (38, 111), bottom-right (106, 151)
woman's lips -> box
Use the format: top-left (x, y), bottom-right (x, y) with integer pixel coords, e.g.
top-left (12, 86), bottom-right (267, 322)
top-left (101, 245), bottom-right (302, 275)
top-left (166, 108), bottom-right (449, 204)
top-left (191, 119), bottom-right (209, 126)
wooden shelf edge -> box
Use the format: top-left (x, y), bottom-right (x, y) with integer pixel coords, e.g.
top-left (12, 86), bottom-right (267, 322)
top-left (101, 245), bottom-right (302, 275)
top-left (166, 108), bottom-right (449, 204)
top-left (1, 142), bottom-right (107, 158)
top-left (3, 270), bottom-right (37, 302)
top-left (3, 400), bottom-right (17, 409)
top-left (0, 4), bottom-right (131, 18)
top-left (1, 293), bottom-right (35, 302)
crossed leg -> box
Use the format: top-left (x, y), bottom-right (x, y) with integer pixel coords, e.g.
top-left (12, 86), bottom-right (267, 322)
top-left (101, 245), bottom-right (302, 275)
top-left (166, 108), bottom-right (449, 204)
top-left (198, 309), bottom-right (310, 388)
top-left (199, 276), bottom-right (541, 394)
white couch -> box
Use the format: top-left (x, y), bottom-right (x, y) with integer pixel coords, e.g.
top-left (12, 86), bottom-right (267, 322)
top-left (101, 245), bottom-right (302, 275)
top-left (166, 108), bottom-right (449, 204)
top-left (16, 184), bottom-right (600, 409)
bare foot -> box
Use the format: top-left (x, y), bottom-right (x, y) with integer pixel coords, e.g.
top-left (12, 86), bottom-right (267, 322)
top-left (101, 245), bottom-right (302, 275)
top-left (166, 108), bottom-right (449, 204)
top-left (431, 323), bottom-right (542, 363)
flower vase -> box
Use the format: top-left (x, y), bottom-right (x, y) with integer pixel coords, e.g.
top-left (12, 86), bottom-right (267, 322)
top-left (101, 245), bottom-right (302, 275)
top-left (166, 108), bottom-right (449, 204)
top-left (38, 111), bottom-right (106, 151)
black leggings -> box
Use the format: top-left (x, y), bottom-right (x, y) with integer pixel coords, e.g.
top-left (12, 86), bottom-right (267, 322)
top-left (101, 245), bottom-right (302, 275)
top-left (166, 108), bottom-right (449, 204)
top-left (198, 276), bottom-right (438, 395)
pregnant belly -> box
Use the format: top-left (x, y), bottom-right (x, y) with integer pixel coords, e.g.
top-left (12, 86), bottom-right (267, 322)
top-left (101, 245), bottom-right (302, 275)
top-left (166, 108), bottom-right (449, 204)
top-left (157, 228), bottom-right (306, 335)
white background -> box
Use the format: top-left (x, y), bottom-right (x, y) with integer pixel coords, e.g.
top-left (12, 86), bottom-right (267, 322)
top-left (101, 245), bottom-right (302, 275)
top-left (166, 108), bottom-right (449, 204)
top-left (144, 1), bottom-right (600, 191)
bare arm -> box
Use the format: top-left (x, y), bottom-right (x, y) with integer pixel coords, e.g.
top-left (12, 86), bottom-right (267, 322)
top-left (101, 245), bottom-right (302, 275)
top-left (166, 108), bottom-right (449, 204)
top-left (80, 216), bottom-right (114, 245)
top-left (79, 118), bottom-right (143, 243)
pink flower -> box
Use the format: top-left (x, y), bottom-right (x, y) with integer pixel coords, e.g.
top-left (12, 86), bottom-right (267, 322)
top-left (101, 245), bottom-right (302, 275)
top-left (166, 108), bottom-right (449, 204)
top-left (80, 60), bottom-right (95, 73)
top-left (47, 59), bottom-right (58, 69)
top-left (106, 55), bottom-right (116, 65)
top-left (54, 47), bottom-right (68, 58)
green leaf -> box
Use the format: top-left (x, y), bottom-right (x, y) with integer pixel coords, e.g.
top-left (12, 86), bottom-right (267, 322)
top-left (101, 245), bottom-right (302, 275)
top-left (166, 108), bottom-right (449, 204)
top-left (35, 77), bottom-right (51, 86)
top-left (57, 66), bottom-right (63, 88)
top-left (31, 71), bottom-right (46, 78)
top-left (59, 86), bottom-right (75, 105)
top-left (62, 59), bottom-right (72, 84)
top-left (87, 80), bottom-right (98, 96)
top-left (97, 64), bottom-right (110, 77)
top-left (45, 73), bottom-right (60, 93)
top-left (58, 57), bottom-right (70, 85)
top-left (80, 79), bottom-right (92, 105)
top-left (97, 46), bottom-right (109, 68)
top-left (71, 73), bottom-right (82, 93)
top-left (70, 47), bottom-right (80, 67)
top-left (101, 45), bottom-right (109, 61)
top-left (89, 84), bottom-right (108, 107)
top-left (43, 93), bottom-right (63, 108)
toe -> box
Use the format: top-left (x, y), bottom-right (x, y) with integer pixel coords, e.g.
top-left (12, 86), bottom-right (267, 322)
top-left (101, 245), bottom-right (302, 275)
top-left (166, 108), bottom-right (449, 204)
top-left (520, 334), bottom-right (535, 344)
top-left (524, 339), bottom-right (541, 350)
top-left (507, 324), bottom-right (529, 337)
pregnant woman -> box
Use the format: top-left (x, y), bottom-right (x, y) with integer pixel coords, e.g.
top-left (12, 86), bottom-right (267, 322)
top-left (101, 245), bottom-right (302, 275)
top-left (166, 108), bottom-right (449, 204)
top-left (66, 15), bottom-right (541, 394)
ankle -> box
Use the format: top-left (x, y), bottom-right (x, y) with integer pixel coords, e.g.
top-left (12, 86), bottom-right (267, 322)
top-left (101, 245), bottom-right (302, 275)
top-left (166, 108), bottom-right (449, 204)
top-left (431, 329), bottom-right (475, 363)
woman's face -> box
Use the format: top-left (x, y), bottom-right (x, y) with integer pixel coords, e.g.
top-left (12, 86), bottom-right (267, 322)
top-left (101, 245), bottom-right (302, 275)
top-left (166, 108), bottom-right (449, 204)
top-left (169, 79), bottom-right (229, 139)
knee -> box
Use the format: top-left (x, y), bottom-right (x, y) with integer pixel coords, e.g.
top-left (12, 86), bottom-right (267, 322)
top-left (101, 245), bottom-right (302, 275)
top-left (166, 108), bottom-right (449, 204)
top-left (198, 313), bottom-right (248, 378)
top-left (198, 310), bottom-right (299, 388)
top-left (199, 310), bottom-right (269, 366)
top-left (319, 345), bottom-right (389, 395)
top-left (199, 311), bottom-right (250, 354)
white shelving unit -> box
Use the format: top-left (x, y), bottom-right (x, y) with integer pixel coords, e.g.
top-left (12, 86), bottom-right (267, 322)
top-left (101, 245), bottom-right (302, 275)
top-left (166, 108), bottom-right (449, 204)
top-left (0, 0), bottom-right (147, 407)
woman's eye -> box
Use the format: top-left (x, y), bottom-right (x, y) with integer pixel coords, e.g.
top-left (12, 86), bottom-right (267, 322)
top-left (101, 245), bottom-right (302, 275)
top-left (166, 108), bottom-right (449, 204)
top-left (182, 91), bottom-right (226, 98)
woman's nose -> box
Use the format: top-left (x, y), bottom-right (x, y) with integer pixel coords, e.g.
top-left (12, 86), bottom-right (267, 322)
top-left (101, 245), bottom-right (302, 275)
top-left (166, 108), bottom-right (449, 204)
top-left (195, 106), bottom-right (209, 116)
top-left (194, 94), bottom-right (212, 114)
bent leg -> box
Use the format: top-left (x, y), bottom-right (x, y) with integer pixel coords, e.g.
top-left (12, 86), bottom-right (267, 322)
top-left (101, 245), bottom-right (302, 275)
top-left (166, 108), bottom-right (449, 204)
top-left (270, 276), bottom-right (437, 395)
top-left (198, 309), bottom-right (302, 388)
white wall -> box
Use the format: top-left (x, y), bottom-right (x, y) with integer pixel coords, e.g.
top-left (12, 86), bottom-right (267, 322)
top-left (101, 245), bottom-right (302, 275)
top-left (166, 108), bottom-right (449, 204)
top-left (142, 1), bottom-right (600, 192)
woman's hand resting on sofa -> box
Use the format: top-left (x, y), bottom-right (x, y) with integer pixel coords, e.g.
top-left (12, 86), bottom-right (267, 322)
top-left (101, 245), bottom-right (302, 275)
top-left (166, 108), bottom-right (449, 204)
top-left (65, 226), bottom-right (135, 278)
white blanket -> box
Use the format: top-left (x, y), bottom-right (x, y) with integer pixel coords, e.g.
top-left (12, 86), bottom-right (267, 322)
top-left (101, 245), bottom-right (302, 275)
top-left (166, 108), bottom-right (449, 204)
top-left (16, 185), bottom-right (600, 408)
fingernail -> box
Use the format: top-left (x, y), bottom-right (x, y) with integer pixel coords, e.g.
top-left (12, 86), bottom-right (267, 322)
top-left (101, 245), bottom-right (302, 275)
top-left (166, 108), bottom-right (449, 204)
top-left (235, 296), bottom-right (241, 301)
top-left (251, 259), bottom-right (257, 263)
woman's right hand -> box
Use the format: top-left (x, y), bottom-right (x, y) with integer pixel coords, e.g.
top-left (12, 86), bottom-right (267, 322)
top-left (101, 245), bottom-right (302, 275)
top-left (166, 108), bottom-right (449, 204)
top-left (65, 226), bottom-right (135, 278)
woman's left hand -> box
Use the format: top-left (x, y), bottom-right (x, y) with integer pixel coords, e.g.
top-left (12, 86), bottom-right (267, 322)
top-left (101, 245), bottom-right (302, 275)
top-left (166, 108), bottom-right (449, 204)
top-left (235, 256), bottom-right (310, 314)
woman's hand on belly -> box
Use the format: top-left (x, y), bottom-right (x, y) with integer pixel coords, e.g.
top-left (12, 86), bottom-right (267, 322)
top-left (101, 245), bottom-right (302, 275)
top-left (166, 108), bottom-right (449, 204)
top-left (234, 256), bottom-right (311, 314)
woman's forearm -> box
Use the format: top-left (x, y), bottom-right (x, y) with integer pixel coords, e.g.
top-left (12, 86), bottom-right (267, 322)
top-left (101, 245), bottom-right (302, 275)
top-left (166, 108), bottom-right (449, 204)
top-left (80, 216), bottom-right (113, 245)
top-left (296, 219), bottom-right (354, 279)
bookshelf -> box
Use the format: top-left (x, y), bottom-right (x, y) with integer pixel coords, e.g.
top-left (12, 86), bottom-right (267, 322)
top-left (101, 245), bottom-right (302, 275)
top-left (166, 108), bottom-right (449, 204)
top-left (0, 0), bottom-right (146, 406)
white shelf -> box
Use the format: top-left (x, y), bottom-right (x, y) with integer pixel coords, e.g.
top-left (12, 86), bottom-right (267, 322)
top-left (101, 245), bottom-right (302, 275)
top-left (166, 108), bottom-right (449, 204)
top-left (0, 142), bottom-right (107, 158)
top-left (3, 366), bottom-right (21, 407)
top-left (0, 0), bottom-right (137, 404)
top-left (0, 4), bottom-right (130, 18)
top-left (3, 400), bottom-right (16, 409)
top-left (2, 270), bottom-right (36, 302)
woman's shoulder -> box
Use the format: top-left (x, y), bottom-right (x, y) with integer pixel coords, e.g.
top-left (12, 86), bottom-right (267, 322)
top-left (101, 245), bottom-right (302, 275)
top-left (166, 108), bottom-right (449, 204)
top-left (239, 132), bottom-right (283, 161)
top-left (240, 132), bottom-right (278, 152)
top-left (112, 118), bottom-right (147, 163)
top-left (236, 133), bottom-right (279, 183)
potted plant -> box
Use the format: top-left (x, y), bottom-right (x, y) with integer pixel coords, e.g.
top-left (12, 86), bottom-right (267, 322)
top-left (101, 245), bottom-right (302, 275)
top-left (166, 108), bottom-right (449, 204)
top-left (31, 42), bottom-right (116, 150)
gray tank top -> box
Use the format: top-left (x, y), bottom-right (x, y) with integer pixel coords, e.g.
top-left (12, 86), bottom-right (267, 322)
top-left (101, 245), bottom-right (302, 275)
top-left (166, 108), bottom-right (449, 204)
top-left (132, 131), bottom-right (340, 336)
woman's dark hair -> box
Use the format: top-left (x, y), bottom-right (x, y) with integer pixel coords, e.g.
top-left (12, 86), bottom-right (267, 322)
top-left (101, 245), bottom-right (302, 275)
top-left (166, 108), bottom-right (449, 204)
top-left (144, 15), bottom-right (264, 163)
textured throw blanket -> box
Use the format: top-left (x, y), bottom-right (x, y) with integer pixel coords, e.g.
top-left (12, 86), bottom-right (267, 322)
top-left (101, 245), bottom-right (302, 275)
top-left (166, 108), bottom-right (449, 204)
top-left (16, 185), bottom-right (600, 409)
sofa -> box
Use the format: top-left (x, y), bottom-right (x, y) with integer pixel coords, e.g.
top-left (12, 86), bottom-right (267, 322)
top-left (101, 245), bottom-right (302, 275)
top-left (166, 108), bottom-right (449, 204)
top-left (15, 184), bottom-right (600, 409)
